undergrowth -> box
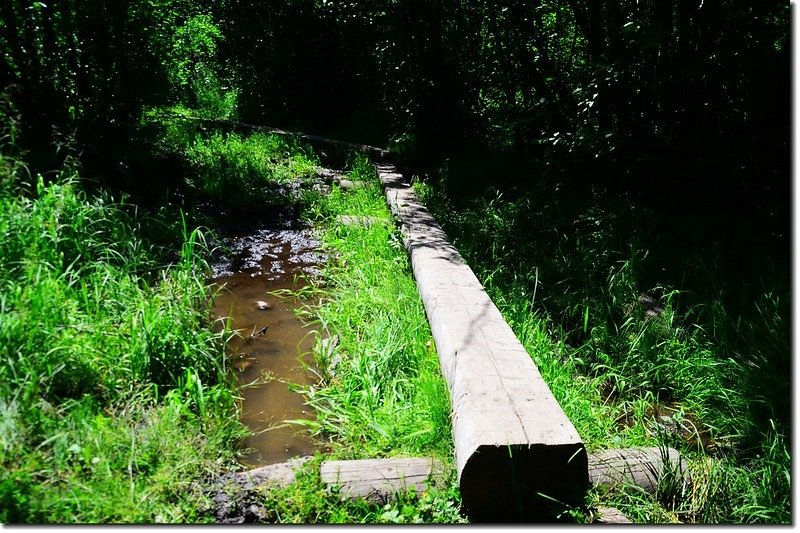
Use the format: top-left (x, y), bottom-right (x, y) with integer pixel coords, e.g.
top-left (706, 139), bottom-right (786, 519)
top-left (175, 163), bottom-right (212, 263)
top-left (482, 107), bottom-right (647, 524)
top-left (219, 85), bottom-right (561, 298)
top-left (303, 155), bottom-right (453, 461)
top-left (141, 107), bottom-right (319, 205)
top-left (245, 154), bottom-right (464, 522)
top-left (0, 143), bottom-right (246, 522)
top-left (416, 175), bottom-right (790, 524)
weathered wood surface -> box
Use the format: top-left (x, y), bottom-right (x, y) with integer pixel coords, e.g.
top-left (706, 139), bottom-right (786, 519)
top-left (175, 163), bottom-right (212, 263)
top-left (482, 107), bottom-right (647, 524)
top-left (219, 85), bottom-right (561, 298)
top-left (320, 458), bottom-right (444, 503)
top-left (336, 215), bottom-right (383, 227)
top-left (377, 163), bottom-right (588, 521)
top-left (595, 506), bottom-right (633, 524)
top-left (589, 446), bottom-right (689, 494)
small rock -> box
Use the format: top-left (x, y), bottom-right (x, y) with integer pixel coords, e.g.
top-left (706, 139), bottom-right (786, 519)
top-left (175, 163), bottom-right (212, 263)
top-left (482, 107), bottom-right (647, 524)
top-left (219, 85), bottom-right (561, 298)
top-left (639, 293), bottom-right (664, 318)
top-left (337, 179), bottom-right (365, 190)
top-left (649, 414), bottom-right (680, 437)
top-left (328, 353), bottom-right (342, 377)
top-left (256, 300), bottom-right (272, 310)
top-left (319, 334), bottom-right (340, 355)
top-left (315, 167), bottom-right (343, 183)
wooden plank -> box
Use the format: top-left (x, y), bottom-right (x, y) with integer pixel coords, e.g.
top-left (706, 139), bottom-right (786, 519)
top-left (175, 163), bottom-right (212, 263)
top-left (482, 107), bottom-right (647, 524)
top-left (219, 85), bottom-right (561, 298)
top-left (595, 506), bottom-right (633, 524)
top-left (336, 215), bottom-right (384, 227)
top-left (320, 458), bottom-right (444, 503)
top-left (588, 447), bottom-right (689, 494)
top-left (377, 164), bottom-right (588, 522)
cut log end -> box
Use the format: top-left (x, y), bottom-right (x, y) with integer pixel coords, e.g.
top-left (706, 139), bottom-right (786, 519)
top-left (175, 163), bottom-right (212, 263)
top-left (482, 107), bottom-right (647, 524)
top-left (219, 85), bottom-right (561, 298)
top-left (459, 443), bottom-right (589, 523)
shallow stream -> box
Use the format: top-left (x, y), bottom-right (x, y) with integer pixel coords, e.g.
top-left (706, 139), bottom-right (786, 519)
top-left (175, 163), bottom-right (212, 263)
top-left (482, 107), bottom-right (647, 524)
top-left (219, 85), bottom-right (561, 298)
top-left (209, 220), bottom-right (324, 467)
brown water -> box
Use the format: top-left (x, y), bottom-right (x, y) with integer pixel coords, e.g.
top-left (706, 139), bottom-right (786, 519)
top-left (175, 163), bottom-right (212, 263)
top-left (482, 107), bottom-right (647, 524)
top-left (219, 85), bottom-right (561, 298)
top-left (209, 224), bottom-right (324, 467)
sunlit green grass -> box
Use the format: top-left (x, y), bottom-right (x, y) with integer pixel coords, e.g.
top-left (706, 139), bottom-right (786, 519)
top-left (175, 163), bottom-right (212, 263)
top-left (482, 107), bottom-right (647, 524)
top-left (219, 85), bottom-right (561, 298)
top-left (142, 108), bottom-right (319, 203)
top-left (183, 131), bottom-right (319, 198)
top-left (0, 167), bottom-right (246, 523)
top-left (302, 155), bottom-right (453, 461)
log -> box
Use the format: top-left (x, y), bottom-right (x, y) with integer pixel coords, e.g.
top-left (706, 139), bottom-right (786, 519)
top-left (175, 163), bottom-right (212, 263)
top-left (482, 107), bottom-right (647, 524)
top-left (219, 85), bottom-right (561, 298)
top-left (595, 506), bottom-right (633, 524)
top-left (320, 458), bottom-right (444, 503)
top-left (336, 178), bottom-right (364, 190)
top-left (230, 456), bottom-right (312, 490)
top-left (377, 164), bottom-right (588, 522)
top-left (220, 447), bottom-right (684, 523)
top-left (336, 215), bottom-right (383, 227)
top-left (588, 447), bottom-right (689, 494)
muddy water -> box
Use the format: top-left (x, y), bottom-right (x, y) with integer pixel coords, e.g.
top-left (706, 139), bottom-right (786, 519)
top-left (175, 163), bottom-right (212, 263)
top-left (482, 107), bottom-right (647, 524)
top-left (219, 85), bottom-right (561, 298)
top-left (209, 223), bottom-right (324, 467)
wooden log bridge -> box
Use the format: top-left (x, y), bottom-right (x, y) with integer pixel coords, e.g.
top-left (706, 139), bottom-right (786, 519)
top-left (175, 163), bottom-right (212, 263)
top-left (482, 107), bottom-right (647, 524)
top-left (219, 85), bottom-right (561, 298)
top-left (227, 447), bottom-right (686, 523)
top-left (316, 448), bottom-right (686, 506)
top-left (377, 164), bottom-right (588, 521)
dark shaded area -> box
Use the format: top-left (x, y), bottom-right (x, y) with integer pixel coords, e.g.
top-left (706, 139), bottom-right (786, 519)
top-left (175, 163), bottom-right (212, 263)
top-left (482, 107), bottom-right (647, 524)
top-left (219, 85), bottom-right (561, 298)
top-left (460, 444), bottom-right (589, 523)
top-left (3, 2), bottom-right (787, 229)
top-left (0, 0), bottom-right (178, 183)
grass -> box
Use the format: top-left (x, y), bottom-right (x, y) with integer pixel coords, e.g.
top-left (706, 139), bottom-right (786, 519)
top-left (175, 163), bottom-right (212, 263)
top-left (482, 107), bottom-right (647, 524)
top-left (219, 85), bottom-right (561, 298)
top-left (141, 107), bottom-right (320, 206)
top-left (415, 175), bottom-right (790, 523)
top-left (229, 154), bottom-right (464, 522)
top-left (124, 107), bottom-right (461, 522)
top-left (0, 147), bottom-right (247, 522)
top-left (181, 130), bottom-right (318, 199)
top-left (300, 155), bottom-right (453, 461)
top-left (8, 96), bottom-right (785, 522)
top-left (2, 71), bottom-right (460, 522)
top-left (132, 116), bottom-right (463, 522)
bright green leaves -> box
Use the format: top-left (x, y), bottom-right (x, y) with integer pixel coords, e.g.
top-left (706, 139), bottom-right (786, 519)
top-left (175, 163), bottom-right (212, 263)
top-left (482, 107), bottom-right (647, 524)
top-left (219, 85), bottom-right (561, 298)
top-left (167, 14), bottom-right (235, 117)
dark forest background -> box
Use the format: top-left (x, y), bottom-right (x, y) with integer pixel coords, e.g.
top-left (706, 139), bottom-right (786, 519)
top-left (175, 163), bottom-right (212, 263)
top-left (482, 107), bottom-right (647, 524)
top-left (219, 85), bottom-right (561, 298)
top-left (1, 0), bottom-right (788, 273)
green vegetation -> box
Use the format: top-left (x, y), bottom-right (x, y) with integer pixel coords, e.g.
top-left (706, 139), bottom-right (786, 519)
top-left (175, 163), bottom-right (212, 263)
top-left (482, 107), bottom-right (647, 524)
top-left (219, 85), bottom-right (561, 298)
top-left (0, 145), bottom-right (246, 521)
top-left (0, 0), bottom-right (788, 524)
top-left (416, 178), bottom-right (790, 523)
top-left (302, 156), bottom-right (453, 460)
top-left (144, 112), bottom-right (319, 204)
top-left (238, 155), bottom-right (463, 523)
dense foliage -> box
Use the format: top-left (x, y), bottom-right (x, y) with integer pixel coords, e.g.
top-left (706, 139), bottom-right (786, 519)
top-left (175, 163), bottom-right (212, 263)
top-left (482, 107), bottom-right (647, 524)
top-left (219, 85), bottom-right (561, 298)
top-left (0, 123), bottom-right (245, 522)
top-left (2, 1), bottom-right (787, 242)
top-left (0, 0), bottom-right (789, 524)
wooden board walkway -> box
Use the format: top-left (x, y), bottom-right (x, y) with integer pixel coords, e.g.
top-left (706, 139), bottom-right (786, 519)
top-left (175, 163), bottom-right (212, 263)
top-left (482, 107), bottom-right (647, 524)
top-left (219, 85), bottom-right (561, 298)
top-left (377, 163), bottom-right (588, 521)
